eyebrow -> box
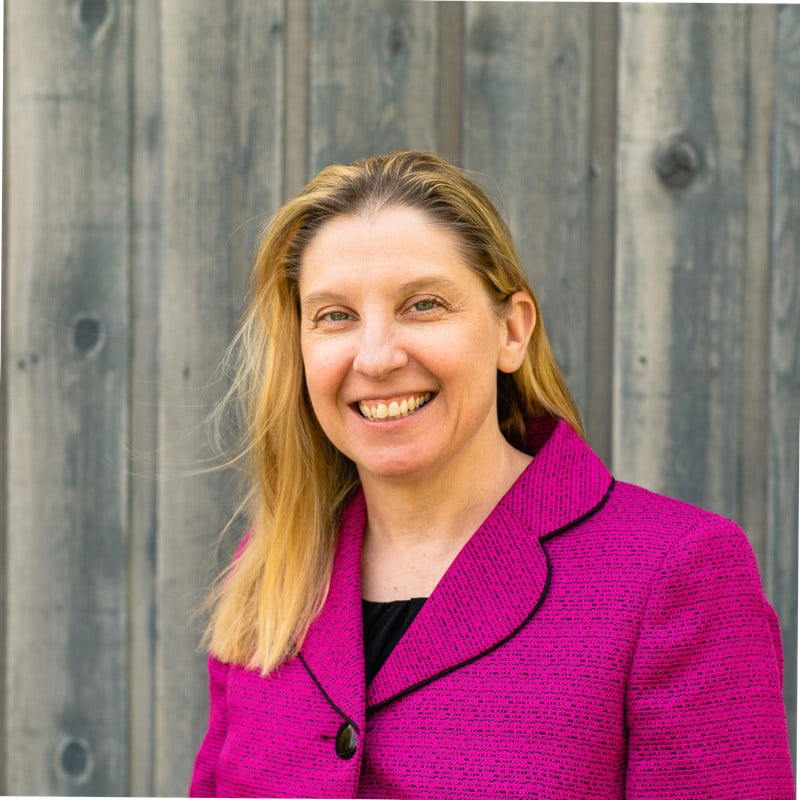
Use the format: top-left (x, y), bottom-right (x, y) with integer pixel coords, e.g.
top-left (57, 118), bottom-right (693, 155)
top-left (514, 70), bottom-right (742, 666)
top-left (300, 275), bottom-right (462, 308)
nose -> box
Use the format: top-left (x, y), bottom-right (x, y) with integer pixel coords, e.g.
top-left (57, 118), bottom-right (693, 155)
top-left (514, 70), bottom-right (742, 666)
top-left (352, 319), bottom-right (407, 378)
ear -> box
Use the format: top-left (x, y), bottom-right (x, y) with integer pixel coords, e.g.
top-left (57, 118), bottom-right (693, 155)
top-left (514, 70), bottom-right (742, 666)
top-left (497, 291), bottom-right (536, 373)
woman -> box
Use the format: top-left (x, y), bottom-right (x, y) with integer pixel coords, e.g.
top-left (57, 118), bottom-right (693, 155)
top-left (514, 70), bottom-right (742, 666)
top-left (190, 151), bottom-right (793, 798)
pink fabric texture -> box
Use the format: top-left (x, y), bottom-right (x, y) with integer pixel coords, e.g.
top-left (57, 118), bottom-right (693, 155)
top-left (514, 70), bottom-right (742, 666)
top-left (190, 419), bottom-right (794, 798)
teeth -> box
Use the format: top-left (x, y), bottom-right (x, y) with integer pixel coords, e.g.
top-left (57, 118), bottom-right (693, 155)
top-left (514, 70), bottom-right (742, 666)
top-left (359, 392), bottom-right (432, 421)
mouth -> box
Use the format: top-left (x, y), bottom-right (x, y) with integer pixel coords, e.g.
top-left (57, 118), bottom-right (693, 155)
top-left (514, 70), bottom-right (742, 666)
top-left (357, 392), bottom-right (433, 421)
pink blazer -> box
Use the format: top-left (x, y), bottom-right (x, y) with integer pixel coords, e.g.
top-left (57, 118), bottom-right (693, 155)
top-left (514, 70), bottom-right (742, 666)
top-left (190, 419), bottom-right (794, 798)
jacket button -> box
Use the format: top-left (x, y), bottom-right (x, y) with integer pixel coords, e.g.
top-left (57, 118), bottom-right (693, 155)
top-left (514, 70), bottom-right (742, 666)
top-left (335, 721), bottom-right (357, 759)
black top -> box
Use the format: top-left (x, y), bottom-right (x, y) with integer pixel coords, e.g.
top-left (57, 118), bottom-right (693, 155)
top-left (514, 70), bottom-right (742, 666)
top-left (362, 597), bottom-right (427, 685)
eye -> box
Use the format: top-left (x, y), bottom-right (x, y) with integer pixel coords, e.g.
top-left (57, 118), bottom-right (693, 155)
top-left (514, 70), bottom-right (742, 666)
top-left (310, 308), bottom-right (355, 327)
top-left (324, 310), bottom-right (352, 322)
top-left (408, 296), bottom-right (444, 314)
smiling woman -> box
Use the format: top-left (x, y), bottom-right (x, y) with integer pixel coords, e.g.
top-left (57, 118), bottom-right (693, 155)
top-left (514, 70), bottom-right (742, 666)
top-left (190, 151), bottom-right (793, 798)
top-left (299, 206), bottom-right (535, 493)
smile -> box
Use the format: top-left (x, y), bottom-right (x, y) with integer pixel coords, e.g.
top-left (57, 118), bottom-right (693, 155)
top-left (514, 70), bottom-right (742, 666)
top-left (358, 392), bottom-right (433, 421)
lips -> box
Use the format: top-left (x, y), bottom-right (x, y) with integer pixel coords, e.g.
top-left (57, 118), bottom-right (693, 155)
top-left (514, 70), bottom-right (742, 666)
top-left (357, 392), bottom-right (433, 421)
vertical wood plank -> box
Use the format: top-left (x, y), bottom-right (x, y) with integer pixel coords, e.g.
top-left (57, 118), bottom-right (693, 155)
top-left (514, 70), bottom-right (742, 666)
top-left (309, 0), bottom-right (439, 171)
top-left (768, 3), bottom-right (800, 762)
top-left (463, 3), bottom-right (593, 414)
top-left (156, 2), bottom-right (284, 793)
top-left (436, 1), bottom-right (464, 166)
top-left (3, 0), bottom-right (132, 793)
top-left (613, 6), bottom-right (748, 518)
top-left (586, 3), bottom-right (618, 462)
top-left (0, 0), bottom-right (6, 783)
top-left (129, 0), bottom-right (162, 792)
top-left (283, 0), bottom-right (310, 200)
top-left (739, 6), bottom-right (776, 571)
top-left (2, 2), bottom-right (796, 791)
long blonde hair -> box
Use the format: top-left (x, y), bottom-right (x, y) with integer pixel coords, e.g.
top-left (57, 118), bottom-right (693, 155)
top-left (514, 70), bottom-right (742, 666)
top-left (205, 150), bottom-right (583, 673)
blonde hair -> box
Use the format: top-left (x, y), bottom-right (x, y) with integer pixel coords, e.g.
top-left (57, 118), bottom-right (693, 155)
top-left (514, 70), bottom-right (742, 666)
top-left (205, 150), bottom-right (583, 673)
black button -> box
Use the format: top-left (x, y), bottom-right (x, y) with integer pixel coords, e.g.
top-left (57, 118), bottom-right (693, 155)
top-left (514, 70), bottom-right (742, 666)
top-left (335, 721), bottom-right (357, 759)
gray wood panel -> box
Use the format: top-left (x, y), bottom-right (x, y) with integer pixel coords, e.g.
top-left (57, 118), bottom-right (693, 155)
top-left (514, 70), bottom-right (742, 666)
top-left (739, 6), bottom-right (777, 567)
top-left (309, 0), bottom-right (439, 172)
top-left (613, 5), bottom-right (748, 520)
top-left (129, 0), bottom-right (162, 793)
top-left (2, 2), bottom-right (798, 793)
top-left (284, 0), bottom-right (311, 200)
top-left (3, 0), bottom-right (132, 793)
top-left (585, 4), bottom-right (618, 463)
top-left (435, 1), bottom-right (464, 166)
top-left (768, 3), bottom-right (800, 759)
top-left (154, 2), bottom-right (285, 794)
top-left (463, 2), bottom-right (593, 414)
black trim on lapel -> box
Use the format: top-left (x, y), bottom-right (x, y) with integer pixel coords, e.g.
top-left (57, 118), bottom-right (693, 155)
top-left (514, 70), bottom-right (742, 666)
top-left (298, 652), bottom-right (361, 733)
top-left (541, 478), bottom-right (616, 542)
top-left (296, 492), bottom-right (368, 739)
top-left (297, 421), bottom-right (614, 730)
top-left (365, 480), bottom-right (615, 714)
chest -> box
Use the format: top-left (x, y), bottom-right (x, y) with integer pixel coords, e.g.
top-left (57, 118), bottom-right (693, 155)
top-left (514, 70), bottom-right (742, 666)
top-left (214, 601), bottom-right (636, 799)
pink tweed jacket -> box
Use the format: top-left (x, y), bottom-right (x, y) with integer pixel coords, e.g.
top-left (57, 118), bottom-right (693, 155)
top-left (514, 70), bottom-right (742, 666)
top-left (190, 419), bottom-right (794, 798)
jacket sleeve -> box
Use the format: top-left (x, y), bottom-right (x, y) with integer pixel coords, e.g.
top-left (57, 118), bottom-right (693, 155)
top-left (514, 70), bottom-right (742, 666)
top-left (625, 519), bottom-right (794, 798)
top-left (189, 656), bottom-right (230, 797)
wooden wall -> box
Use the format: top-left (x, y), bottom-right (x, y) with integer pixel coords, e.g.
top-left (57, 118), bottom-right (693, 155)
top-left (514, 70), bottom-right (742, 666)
top-left (2, 1), bottom-right (797, 794)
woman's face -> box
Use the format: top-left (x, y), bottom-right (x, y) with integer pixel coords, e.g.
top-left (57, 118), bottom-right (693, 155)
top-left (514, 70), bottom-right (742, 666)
top-left (298, 205), bottom-right (531, 485)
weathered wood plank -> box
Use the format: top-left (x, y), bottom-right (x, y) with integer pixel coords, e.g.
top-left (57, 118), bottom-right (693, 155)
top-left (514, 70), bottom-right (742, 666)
top-left (586, 3), bottom-right (618, 462)
top-left (767, 2), bottom-right (800, 763)
top-left (739, 6), bottom-right (776, 572)
top-left (2, 3), bottom-right (796, 792)
top-left (129, 0), bottom-right (162, 793)
top-left (613, 5), bottom-right (748, 519)
top-left (463, 2), bottom-right (593, 415)
top-left (284, 0), bottom-right (311, 200)
top-left (156, 2), bottom-right (285, 793)
top-left (436, 1), bottom-right (464, 166)
top-left (309, 0), bottom-right (439, 172)
top-left (3, 0), bottom-right (132, 793)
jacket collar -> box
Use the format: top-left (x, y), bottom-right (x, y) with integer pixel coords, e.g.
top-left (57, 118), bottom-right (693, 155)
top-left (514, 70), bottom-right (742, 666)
top-left (298, 418), bottom-right (613, 719)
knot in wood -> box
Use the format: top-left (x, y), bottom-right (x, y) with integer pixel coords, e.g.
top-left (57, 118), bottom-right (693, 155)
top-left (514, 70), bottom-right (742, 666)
top-left (654, 136), bottom-right (702, 189)
top-left (388, 22), bottom-right (407, 58)
top-left (56, 736), bottom-right (94, 783)
top-left (79, 0), bottom-right (109, 35)
top-left (73, 314), bottom-right (104, 356)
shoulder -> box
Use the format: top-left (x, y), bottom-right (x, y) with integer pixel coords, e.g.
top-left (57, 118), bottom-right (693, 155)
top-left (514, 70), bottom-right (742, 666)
top-left (603, 480), bottom-right (732, 531)
top-left (597, 480), bottom-right (753, 562)
top-left (544, 479), bottom-right (763, 598)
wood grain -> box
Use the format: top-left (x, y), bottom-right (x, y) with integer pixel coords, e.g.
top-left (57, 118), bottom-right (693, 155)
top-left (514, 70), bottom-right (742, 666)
top-left (309, 0), bottom-right (439, 171)
top-left (613, 5), bottom-right (748, 519)
top-left (155, 1), bottom-right (284, 792)
top-left (129, 0), bottom-right (162, 792)
top-left (767, 3), bottom-right (800, 761)
top-left (739, 5), bottom-right (776, 572)
top-left (284, 0), bottom-right (311, 199)
top-left (4, 0), bottom-right (132, 793)
top-left (463, 3), bottom-right (593, 414)
top-left (2, 2), bottom-right (797, 790)
top-left (586, 3), bottom-right (618, 462)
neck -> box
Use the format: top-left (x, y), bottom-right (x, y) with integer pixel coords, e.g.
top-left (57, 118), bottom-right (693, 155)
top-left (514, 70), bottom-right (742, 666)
top-left (359, 435), bottom-right (532, 600)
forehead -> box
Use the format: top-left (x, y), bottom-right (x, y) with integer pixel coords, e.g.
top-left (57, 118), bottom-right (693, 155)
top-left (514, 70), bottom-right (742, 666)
top-left (298, 206), bottom-right (477, 293)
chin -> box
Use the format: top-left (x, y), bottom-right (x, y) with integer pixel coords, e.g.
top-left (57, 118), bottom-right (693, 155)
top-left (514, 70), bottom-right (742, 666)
top-left (356, 456), bottom-right (432, 483)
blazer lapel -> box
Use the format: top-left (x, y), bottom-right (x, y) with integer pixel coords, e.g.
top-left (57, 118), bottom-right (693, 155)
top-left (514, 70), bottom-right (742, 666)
top-left (298, 491), bottom-right (368, 730)
top-left (298, 420), bottom-right (613, 718)
top-left (367, 419), bottom-right (613, 711)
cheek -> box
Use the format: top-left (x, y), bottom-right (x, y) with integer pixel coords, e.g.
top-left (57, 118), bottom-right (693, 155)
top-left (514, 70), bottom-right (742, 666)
top-left (301, 338), bottom-right (347, 407)
top-left (453, 322), bottom-right (504, 368)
